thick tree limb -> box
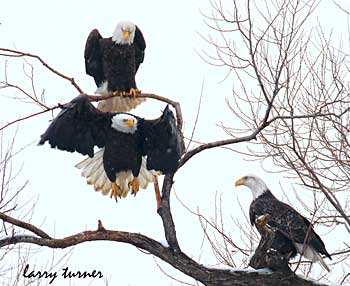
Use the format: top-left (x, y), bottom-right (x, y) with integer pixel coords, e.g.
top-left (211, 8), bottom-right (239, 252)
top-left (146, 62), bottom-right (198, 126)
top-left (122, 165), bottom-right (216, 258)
top-left (157, 173), bottom-right (180, 251)
top-left (0, 224), bottom-right (327, 286)
top-left (249, 215), bottom-right (292, 273)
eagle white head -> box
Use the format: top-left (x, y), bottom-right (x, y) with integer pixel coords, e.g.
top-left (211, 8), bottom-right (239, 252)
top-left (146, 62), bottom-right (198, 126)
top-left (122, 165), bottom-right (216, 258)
top-left (111, 114), bottom-right (138, 134)
top-left (235, 174), bottom-right (268, 200)
top-left (112, 21), bottom-right (136, 45)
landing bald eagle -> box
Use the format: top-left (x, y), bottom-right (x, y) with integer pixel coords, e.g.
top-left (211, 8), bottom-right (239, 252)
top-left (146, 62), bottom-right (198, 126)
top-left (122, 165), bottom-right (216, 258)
top-left (84, 21), bottom-right (146, 113)
top-left (235, 175), bottom-right (332, 271)
top-left (39, 95), bottom-right (181, 200)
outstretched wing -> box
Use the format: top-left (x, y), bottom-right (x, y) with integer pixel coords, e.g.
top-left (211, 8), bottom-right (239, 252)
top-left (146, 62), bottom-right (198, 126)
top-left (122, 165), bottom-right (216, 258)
top-left (134, 25), bottom-right (146, 73)
top-left (84, 29), bottom-right (104, 86)
top-left (141, 105), bottom-right (181, 174)
top-left (39, 95), bottom-right (112, 157)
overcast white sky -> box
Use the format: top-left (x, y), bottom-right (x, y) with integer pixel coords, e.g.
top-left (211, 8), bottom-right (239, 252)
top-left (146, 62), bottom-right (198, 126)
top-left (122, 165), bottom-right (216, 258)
top-left (1, 0), bottom-right (350, 285)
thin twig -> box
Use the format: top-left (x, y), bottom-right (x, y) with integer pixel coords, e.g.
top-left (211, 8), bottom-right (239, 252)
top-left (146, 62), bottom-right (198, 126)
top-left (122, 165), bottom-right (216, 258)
top-left (0, 48), bottom-right (84, 93)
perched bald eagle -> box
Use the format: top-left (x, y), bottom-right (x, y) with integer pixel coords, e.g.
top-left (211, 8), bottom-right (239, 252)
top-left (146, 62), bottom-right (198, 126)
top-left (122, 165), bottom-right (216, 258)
top-left (84, 21), bottom-right (146, 113)
top-left (39, 95), bottom-right (181, 200)
top-left (235, 175), bottom-right (332, 271)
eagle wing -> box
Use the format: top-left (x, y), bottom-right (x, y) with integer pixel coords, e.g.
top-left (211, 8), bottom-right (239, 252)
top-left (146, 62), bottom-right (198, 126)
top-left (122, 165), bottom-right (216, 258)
top-left (84, 29), bottom-right (104, 86)
top-left (39, 95), bottom-right (112, 157)
top-left (141, 105), bottom-right (181, 174)
top-left (134, 25), bottom-right (146, 73)
top-left (269, 207), bottom-right (331, 259)
top-left (300, 214), bottom-right (332, 259)
top-left (252, 198), bottom-right (312, 243)
top-left (250, 197), bottom-right (331, 259)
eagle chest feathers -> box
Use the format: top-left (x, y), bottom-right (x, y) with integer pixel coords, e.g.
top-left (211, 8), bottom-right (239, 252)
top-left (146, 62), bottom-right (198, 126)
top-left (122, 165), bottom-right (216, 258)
top-left (100, 39), bottom-right (136, 90)
top-left (103, 129), bottom-right (142, 182)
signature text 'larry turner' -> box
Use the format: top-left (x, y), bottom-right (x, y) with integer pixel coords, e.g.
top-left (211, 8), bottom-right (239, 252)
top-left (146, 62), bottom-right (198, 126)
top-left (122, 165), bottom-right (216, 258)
top-left (22, 264), bottom-right (103, 284)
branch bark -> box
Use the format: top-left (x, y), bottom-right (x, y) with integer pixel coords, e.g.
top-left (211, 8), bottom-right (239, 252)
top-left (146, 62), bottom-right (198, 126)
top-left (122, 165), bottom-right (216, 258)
top-left (0, 222), bottom-right (326, 286)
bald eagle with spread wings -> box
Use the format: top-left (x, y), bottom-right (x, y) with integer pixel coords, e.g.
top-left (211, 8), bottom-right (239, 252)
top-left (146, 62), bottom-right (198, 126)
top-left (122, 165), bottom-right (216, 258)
top-left (235, 175), bottom-right (332, 271)
top-left (84, 21), bottom-right (146, 113)
top-left (39, 95), bottom-right (181, 205)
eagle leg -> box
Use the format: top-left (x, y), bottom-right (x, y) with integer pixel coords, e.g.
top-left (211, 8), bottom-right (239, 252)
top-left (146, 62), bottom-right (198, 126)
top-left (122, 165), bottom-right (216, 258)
top-left (153, 175), bottom-right (161, 210)
top-left (111, 182), bottom-right (122, 199)
top-left (130, 177), bottom-right (140, 196)
top-left (129, 88), bottom-right (141, 98)
top-left (112, 91), bottom-right (121, 97)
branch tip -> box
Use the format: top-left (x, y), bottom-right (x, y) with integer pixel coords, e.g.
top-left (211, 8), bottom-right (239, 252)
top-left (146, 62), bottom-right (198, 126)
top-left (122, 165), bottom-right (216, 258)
top-left (97, 220), bottom-right (106, 231)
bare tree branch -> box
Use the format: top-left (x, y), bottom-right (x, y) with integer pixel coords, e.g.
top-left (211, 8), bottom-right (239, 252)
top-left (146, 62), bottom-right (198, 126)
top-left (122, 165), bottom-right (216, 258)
top-left (0, 48), bottom-right (83, 93)
top-left (0, 220), bottom-right (327, 286)
top-left (0, 212), bottom-right (51, 239)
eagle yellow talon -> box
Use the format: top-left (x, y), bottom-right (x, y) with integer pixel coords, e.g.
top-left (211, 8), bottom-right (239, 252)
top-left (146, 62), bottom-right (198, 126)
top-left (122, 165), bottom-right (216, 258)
top-left (111, 182), bottom-right (121, 198)
top-left (130, 177), bottom-right (140, 196)
top-left (112, 91), bottom-right (120, 96)
top-left (129, 88), bottom-right (141, 98)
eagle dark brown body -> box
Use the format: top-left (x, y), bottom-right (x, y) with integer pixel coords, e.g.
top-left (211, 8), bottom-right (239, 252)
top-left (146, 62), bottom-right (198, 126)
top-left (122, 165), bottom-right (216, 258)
top-left (249, 190), bottom-right (331, 260)
top-left (99, 39), bottom-right (137, 92)
top-left (84, 24), bottom-right (146, 93)
top-left (103, 127), bottom-right (142, 182)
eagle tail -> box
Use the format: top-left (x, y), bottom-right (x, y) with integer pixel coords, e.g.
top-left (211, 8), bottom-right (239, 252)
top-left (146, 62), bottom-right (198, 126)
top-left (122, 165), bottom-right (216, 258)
top-left (313, 249), bottom-right (330, 272)
top-left (75, 148), bottom-right (156, 198)
top-left (295, 243), bottom-right (330, 272)
top-left (95, 83), bottom-right (145, 113)
top-left (97, 97), bottom-right (146, 113)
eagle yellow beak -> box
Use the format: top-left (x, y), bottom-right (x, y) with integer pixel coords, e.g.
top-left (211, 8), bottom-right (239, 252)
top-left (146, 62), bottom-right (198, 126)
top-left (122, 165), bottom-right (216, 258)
top-left (124, 118), bottom-right (135, 128)
top-left (235, 178), bottom-right (246, 187)
top-left (123, 31), bottom-right (130, 41)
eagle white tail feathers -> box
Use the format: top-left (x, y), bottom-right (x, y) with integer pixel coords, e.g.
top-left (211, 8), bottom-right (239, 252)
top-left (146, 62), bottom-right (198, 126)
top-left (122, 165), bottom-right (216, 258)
top-left (95, 82), bottom-right (145, 113)
top-left (75, 148), bottom-right (157, 199)
top-left (295, 243), bottom-right (330, 272)
top-left (97, 96), bottom-right (145, 113)
top-left (314, 250), bottom-right (331, 272)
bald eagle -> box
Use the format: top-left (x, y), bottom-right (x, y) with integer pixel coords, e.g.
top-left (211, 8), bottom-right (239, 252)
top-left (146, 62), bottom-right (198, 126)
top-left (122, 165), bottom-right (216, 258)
top-left (235, 175), bottom-right (332, 271)
top-left (39, 95), bottom-right (181, 200)
top-left (84, 21), bottom-right (146, 113)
